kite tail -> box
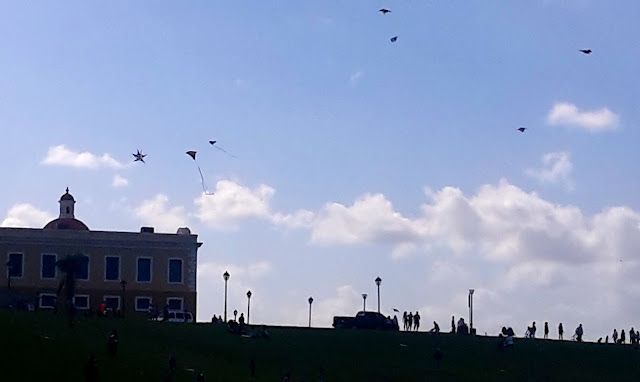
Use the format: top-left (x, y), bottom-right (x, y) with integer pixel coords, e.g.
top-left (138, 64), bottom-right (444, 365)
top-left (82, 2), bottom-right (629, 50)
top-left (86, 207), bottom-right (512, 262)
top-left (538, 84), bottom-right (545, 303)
top-left (197, 165), bottom-right (215, 195)
top-left (213, 146), bottom-right (237, 158)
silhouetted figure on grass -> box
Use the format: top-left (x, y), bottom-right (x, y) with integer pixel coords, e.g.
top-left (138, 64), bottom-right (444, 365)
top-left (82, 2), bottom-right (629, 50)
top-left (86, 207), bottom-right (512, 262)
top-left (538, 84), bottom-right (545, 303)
top-left (575, 324), bottom-right (583, 342)
top-left (558, 323), bottom-right (564, 340)
top-left (606, 335), bottom-right (609, 343)
top-left (630, 327), bottom-right (637, 345)
top-left (597, 337), bottom-right (602, 343)
top-left (433, 347), bottom-right (443, 368)
top-left (107, 330), bottom-right (118, 357)
top-left (408, 312), bottom-right (413, 330)
top-left (84, 354), bottom-right (99, 382)
top-left (169, 354), bottom-right (176, 373)
top-left (429, 321), bottom-right (440, 333)
top-left (544, 322), bottom-right (549, 339)
top-left (402, 311), bottom-right (407, 330)
top-left (620, 329), bottom-right (626, 344)
top-left (239, 313), bottom-right (245, 326)
top-left (414, 311), bottom-right (421, 331)
top-left (451, 316), bottom-right (456, 333)
top-left (249, 354), bottom-right (256, 377)
top-left (613, 329), bottom-right (618, 343)
top-left (525, 322), bottom-right (536, 338)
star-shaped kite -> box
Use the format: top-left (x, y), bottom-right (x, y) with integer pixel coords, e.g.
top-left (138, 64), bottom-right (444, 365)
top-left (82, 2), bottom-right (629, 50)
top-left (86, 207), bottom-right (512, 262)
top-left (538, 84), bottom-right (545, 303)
top-left (133, 150), bottom-right (147, 163)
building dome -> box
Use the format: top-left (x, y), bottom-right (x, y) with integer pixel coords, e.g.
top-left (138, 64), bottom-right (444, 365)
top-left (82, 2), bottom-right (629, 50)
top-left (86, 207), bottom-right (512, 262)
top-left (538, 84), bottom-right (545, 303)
top-left (43, 188), bottom-right (89, 230)
top-left (44, 217), bottom-right (89, 231)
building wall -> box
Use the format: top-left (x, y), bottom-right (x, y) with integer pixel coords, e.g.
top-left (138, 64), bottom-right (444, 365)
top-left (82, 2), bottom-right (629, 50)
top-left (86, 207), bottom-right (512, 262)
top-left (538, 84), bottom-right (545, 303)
top-left (0, 227), bottom-right (201, 317)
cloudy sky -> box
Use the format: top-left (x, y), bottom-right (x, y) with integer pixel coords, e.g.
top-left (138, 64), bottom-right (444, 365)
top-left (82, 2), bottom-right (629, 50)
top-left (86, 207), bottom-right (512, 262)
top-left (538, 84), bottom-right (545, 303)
top-left (2, 1), bottom-right (640, 340)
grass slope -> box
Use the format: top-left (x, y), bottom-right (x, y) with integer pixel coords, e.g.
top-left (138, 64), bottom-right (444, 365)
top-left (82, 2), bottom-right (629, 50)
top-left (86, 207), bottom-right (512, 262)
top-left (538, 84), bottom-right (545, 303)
top-left (1, 310), bottom-right (639, 381)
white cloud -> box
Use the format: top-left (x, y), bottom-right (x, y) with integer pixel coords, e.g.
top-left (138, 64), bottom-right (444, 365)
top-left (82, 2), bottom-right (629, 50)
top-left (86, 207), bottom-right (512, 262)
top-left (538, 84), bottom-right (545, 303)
top-left (526, 151), bottom-right (574, 189)
top-left (134, 194), bottom-right (187, 233)
top-left (311, 193), bottom-right (419, 245)
top-left (42, 145), bottom-right (124, 169)
top-left (112, 174), bottom-right (129, 187)
top-left (193, 180), bottom-right (314, 230)
top-left (348, 71), bottom-right (364, 87)
top-left (547, 102), bottom-right (619, 131)
top-left (1, 203), bottom-right (54, 228)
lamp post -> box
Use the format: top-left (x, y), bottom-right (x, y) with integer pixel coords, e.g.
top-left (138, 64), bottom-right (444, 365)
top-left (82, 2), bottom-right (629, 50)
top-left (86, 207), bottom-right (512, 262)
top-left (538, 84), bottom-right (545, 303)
top-left (362, 293), bottom-right (368, 312)
top-left (468, 289), bottom-right (475, 334)
top-left (308, 297), bottom-right (314, 328)
top-left (6, 260), bottom-right (11, 290)
top-left (223, 271), bottom-right (230, 322)
top-left (375, 277), bottom-right (382, 314)
top-left (233, 309), bottom-right (238, 322)
top-left (246, 290), bottom-right (252, 325)
top-left (119, 280), bottom-right (127, 317)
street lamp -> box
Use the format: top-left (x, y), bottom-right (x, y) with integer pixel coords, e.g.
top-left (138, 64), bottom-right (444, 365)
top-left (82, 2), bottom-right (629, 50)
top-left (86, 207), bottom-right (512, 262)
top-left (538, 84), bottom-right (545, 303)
top-left (308, 297), bottom-right (314, 328)
top-left (6, 260), bottom-right (12, 290)
top-left (375, 277), bottom-right (382, 314)
top-left (362, 293), bottom-right (368, 312)
top-left (468, 289), bottom-right (475, 335)
top-left (233, 309), bottom-right (238, 322)
top-left (246, 290), bottom-right (252, 325)
top-left (223, 271), bottom-right (230, 322)
top-left (120, 280), bottom-right (127, 318)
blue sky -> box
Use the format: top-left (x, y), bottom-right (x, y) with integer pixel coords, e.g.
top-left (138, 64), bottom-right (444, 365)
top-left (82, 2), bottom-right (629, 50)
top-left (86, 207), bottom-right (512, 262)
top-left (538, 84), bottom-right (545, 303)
top-left (2, 1), bottom-right (640, 339)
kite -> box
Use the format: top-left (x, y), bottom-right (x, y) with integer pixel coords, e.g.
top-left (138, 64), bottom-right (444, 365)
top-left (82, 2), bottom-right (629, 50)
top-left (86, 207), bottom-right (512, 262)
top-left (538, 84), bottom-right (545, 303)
top-left (390, 36), bottom-right (398, 43)
top-left (379, 9), bottom-right (391, 14)
top-left (133, 150), bottom-right (146, 163)
top-left (517, 127), bottom-right (526, 132)
top-left (186, 151), bottom-right (214, 195)
top-left (209, 140), bottom-right (237, 158)
top-left (579, 49), bottom-right (592, 54)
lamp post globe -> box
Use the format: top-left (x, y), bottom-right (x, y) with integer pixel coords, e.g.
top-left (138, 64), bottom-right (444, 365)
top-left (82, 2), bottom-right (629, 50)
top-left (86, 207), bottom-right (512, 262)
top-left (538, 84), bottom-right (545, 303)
top-left (362, 293), bottom-right (368, 312)
top-left (223, 271), bottom-right (230, 322)
top-left (375, 277), bottom-right (382, 314)
top-left (308, 297), bottom-right (314, 328)
top-left (246, 290), bottom-right (252, 325)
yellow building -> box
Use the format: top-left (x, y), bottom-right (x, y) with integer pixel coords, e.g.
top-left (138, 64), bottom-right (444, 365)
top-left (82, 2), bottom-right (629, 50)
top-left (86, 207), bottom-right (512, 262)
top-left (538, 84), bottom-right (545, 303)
top-left (0, 189), bottom-right (202, 318)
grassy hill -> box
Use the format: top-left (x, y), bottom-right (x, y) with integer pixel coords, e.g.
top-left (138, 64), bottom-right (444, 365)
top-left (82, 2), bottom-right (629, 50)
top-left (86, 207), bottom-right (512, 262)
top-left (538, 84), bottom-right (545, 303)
top-left (2, 310), bottom-right (639, 381)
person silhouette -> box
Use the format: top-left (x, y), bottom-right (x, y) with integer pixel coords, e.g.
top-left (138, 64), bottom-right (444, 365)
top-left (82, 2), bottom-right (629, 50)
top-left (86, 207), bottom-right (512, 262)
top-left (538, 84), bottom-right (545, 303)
top-left (414, 312), bottom-right (421, 331)
top-left (558, 323), bottom-right (564, 340)
top-left (544, 322), bottom-right (549, 339)
top-left (451, 316), bottom-right (456, 333)
top-left (239, 313), bottom-right (245, 326)
top-left (403, 311), bottom-right (408, 331)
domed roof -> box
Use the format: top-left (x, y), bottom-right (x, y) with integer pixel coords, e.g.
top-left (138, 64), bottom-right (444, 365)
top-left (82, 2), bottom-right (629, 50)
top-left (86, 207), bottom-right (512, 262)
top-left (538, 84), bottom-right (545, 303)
top-left (44, 217), bottom-right (89, 231)
top-left (60, 187), bottom-right (75, 201)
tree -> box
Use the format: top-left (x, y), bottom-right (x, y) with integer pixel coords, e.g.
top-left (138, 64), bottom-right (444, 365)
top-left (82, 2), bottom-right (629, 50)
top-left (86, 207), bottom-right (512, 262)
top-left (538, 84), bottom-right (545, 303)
top-left (56, 254), bottom-right (86, 326)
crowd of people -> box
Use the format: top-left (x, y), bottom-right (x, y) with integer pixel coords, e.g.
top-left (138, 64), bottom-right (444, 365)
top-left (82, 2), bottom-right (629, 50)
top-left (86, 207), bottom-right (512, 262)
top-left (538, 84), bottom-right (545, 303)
top-left (401, 311), bottom-right (421, 331)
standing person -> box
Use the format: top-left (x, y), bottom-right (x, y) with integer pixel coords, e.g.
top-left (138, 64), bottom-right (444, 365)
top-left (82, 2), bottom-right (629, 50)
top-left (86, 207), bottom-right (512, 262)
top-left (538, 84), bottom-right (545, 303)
top-left (403, 311), bottom-right (408, 331)
top-left (451, 316), bottom-right (456, 334)
top-left (408, 312), bottom-right (413, 332)
top-left (575, 324), bottom-right (583, 343)
top-left (544, 322), bottom-right (549, 339)
top-left (620, 329), bottom-right (626, 344)
top-left (558, 323), bottom-right (564, 340)
top-left (613, 329), bottom-right (618, 343)
top-left (414, 311), bottom-right (421, 331)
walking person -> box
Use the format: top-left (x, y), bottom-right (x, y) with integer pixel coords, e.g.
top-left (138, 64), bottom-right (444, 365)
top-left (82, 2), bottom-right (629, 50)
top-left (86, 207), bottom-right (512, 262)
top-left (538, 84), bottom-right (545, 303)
top-left (407, 312), bottom-right (413, 331)
top-left (613, 329), bottom-right (618, 344)
top-left (558, 323), bottom-right (564, 340)
top-left (620, 329), bottom-right (626, 344)
top-left (451, 316), bottom-right (456, 334)
top-left (575, 324), bottom-right (583, 343)
top-left (414, 311), bottom-right (421, 331)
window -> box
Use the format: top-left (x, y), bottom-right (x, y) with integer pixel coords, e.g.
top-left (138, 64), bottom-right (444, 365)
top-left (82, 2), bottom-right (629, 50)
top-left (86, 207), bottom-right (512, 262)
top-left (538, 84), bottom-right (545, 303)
top-left (8, 253), bottom-right (23, 278)
top-left (74, 254), bottom-right (89, 281)
top-left (168, 259), bottom-right (183, 283)
top-left (73, 295), bottom-right (90, 310)
top-left (135, 297), bottom-right (152, 312)
top-left (41, 254), bottom-right (56, 279)
top-left (104, 296), bottom-right (121, 311)
top-left (39, 294), bottom-right (56, 309)
top-left (105, 256), bottom-right (120, 281)
top-left (137, 258), bottom-right (151, 283)
top-left (167, 297), bottom-right (183, 311)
